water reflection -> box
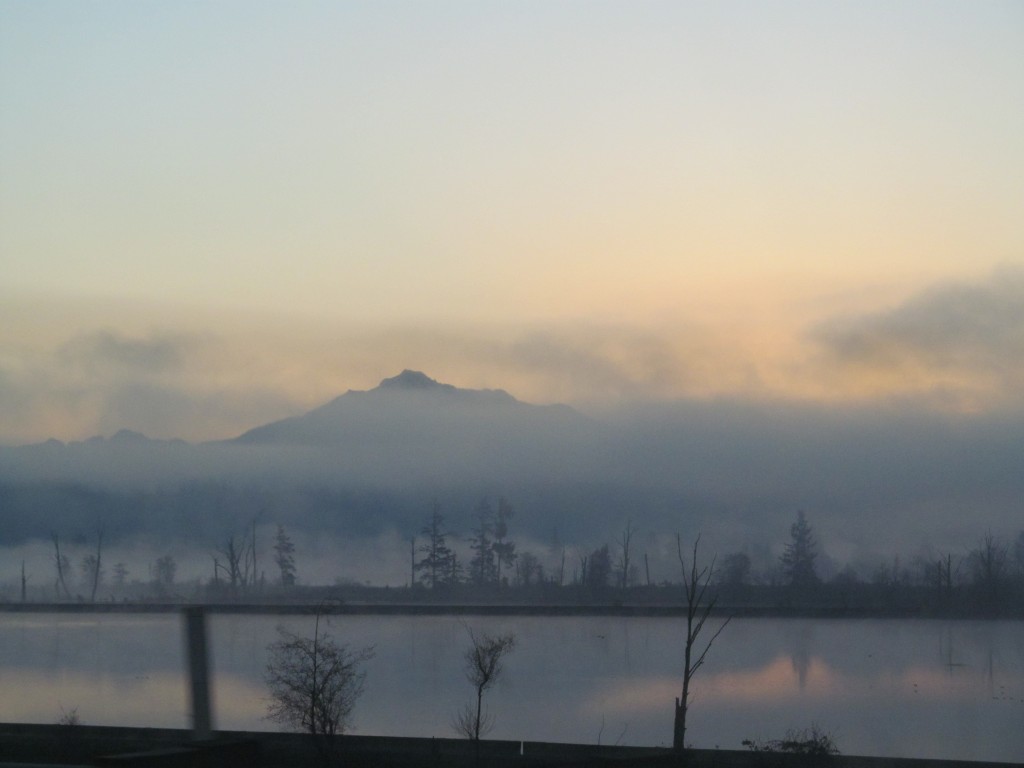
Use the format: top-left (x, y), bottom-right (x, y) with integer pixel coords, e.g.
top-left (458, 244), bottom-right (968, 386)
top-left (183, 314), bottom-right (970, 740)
top-left (0, 614), bottom-right (1020, 762)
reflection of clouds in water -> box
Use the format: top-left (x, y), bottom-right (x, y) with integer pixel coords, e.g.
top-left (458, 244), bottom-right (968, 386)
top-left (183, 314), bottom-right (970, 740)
top-left (584, 655), bottom-right (998, 719)
top-left (711, 656), bottom-right (829, 700)
top-left (579, 678), bottom-right (678, 718)
top-left (703, 657), bottom-right (992, 704)
top-left (0, 668), bottom-right (270, 731)
top-left (0, 670), bottom-right (187, 726)
top-left (210, 675), bottom-right (272, 731)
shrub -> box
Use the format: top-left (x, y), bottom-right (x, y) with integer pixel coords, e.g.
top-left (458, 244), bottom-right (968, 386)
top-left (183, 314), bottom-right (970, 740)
top-left (743, 724), bottom-right (839, 755)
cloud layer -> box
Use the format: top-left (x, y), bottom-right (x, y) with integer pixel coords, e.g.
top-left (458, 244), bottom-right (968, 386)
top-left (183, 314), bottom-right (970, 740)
top-left (3, 269), bottom-right (1023, 446)
top-left (810, 267), bottom-right (1024, 408)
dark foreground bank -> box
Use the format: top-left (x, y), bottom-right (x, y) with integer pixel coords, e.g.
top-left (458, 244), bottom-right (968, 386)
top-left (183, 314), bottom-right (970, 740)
top-left (0, 724), bottom-right (1016, 768)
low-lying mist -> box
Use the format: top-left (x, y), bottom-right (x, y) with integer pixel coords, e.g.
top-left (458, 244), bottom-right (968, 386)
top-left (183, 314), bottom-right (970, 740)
top-left (1, 376), bottom-right (1022, 589)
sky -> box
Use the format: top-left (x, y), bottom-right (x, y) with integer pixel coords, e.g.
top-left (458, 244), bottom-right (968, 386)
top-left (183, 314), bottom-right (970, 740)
top-left (1, 1), bottom-right (1023, 444)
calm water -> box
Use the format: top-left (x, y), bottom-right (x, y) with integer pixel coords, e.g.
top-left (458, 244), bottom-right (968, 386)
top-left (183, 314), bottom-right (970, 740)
top-left (0, 612), bottom-right (1021, 762)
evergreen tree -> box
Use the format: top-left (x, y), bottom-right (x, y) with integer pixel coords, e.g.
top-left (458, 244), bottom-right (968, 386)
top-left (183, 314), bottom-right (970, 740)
top-left (154, 554), bottom-right (177, 587)
top-left (718, 551), bottom-right (752, 586)
top-left (585, 544), bottom-right (612, 592)
top-left (468, 498), bottom-right (498, 586)
top-left (492, 497), bottom-right (516, 586)
top-left (446, 550), bottom-right (465, 585)
top-left (273, 524), bottom-right (297, 587)
top-left (780, 511), bottom-right (819, 586)
top-left (415, 502), bottom-right (456, 589)
top-left (112, 562), bottom-right (129, 588)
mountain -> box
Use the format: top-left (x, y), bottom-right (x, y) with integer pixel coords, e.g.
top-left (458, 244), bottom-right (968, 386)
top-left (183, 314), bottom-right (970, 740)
top-left (0, 371), bottom-right (616, 547)
top-left (232, 369), bottom-right (586, 448)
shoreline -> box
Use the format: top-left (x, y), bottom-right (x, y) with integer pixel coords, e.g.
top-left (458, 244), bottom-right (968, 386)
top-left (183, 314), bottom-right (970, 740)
top-left (0, 723), bottom-right (1018, 768)
top-left (1, 601), bottom-right (1021, 620)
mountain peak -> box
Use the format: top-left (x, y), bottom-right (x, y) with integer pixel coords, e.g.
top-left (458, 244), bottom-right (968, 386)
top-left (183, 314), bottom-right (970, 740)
top-left (110, 429), bottom-right (149, 443)
top-left (375, 370), bottom-right (454, 393)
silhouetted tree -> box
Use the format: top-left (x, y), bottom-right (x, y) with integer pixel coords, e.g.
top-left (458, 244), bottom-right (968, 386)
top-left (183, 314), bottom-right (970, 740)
top-left (968, 531), bottom-right (1009, 605)
top-left (215, 523), bottom-right (259, 594)
top-left (454, 628), bottom-right (516, 752)
top-left (616, 520), bottom-right (636, 590)
top-left (446, 550), bottom-right (465, 585)
top-left (492, 497), bottom-right (516, 586)
top-left (549, 527), bottom-right (567, 586)
top-left (673, 534), bottom-right (730, 752)
top-left (79, 554), bottom-right (103, 601)
top-left (112, 562), bottom-right (129, 588)
top-left (216, 536), bottom-right (244, 590)
top-left (154, 554), bottom-right (176, 588)
top-left (273, 524), bottom-right (297, 587)
top-left (50, 532), bottom-right (72, 600)
top-left (468, 499), bottom-right (498, 586)
top-left (265, 607), bottom-right (374, 759)
top-left (915, 550), bottom-right (958, 601)
top-left (585, 544), bottom-right (612, 594)
top-left (717, 551), bottom-right (752, 586)
top-left (86, 525), bottom-right (104, 602)
top-left (780, 511), bottom-right (819, 586)
top-left (514, 551), bottom-right (544, 586)
top-left (416, 502), bottom-right (456, 589)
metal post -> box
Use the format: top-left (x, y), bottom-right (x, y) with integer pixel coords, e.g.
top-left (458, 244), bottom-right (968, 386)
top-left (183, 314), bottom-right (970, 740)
top-left (184, 606), bottom-right (213, 740)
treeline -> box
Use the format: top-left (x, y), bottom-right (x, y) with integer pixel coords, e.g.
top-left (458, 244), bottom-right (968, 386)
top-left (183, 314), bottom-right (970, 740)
top-left (401, 506), bottom-right (1024, 617)
top-left (6, 503), bottom-right (1024, 617)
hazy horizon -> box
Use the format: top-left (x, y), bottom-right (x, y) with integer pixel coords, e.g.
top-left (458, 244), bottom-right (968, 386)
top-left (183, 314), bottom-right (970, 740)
top-left (1, 369), bottom-right (1021, 589)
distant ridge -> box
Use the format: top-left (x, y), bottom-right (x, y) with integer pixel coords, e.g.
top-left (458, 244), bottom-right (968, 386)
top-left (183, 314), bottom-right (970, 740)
top-left (231, 370), bottom-right (578, 446)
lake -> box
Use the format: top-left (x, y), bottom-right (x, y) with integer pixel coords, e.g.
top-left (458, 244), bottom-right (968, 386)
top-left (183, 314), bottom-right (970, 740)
top-left (0, 612), bottom-right (1021, 762)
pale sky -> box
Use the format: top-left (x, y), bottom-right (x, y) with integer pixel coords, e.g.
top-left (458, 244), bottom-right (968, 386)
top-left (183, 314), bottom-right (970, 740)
top-left (2, 1), bottom-right (1022, 443)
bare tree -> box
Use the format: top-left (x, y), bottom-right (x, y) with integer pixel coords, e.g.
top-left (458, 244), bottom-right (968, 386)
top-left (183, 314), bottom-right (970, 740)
top-left (91, 525), bottom-right (104, 602)
top-left (673, 533), bottom-right (731, 752)
top-left (616, 520), bottom-right (637, 590)
top-left (249, 518), bottom-right (259, 589)
top-left (216, 535), bottom-right (244, 591)
top-left (51, 532), bottom-right (72, 600)
top-left (79, 554), bottom-right (102, 601)
top-left (265, 608), bottom-right (374, 758)
top-left (454, 628), bottom-right (516, 749)
top-left (216, 525), bottom-right (258, 594)
top-left (969, 531), bottom-right (1009, 605)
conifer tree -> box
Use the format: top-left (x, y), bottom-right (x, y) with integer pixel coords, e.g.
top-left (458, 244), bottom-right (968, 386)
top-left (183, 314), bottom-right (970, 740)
top-left (273, 524), bottom-right (297, 587)
top-left (468, 498), bottom-right (498, 586)
top-left (780, 510), bottom-right (819, 586)
top-left (415, 502), bottom-right (456, 589)
top-left (492, 497), bottom-right (517, 586)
